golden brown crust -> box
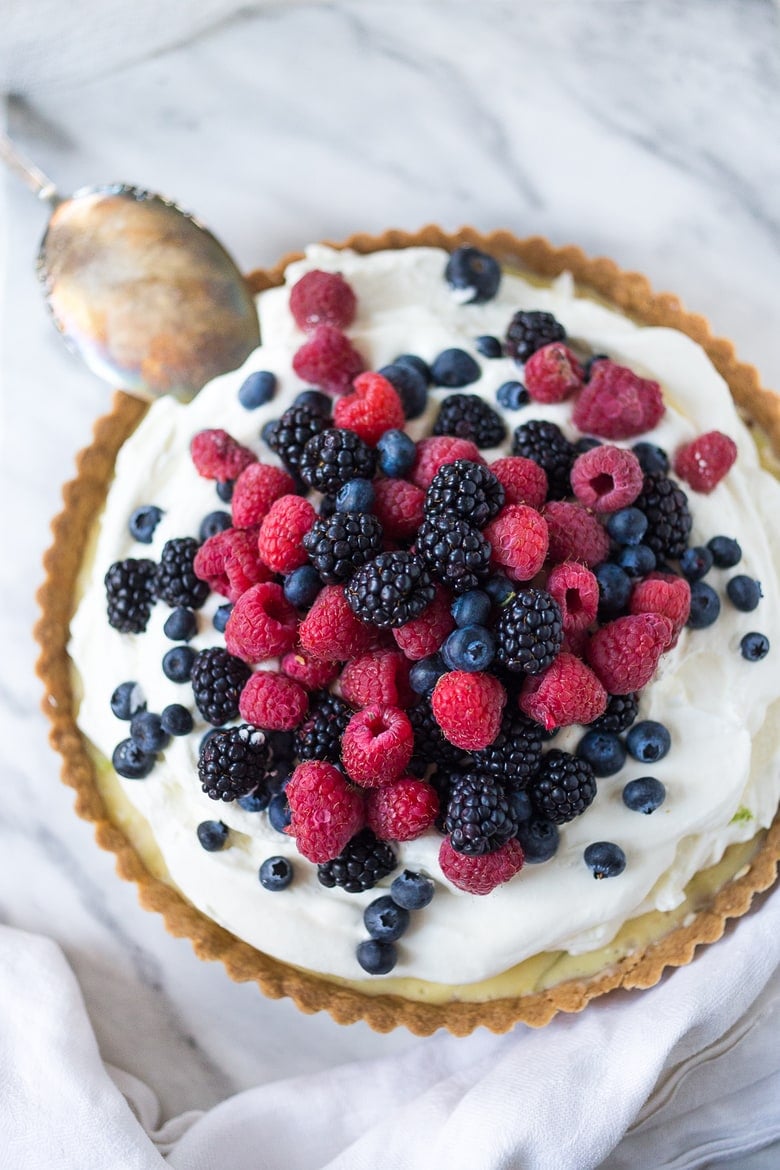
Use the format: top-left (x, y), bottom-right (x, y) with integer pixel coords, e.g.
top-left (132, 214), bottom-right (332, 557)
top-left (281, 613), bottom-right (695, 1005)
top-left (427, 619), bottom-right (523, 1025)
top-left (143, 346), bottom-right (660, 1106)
top-left (35, 226), bottom-right (780, 1035)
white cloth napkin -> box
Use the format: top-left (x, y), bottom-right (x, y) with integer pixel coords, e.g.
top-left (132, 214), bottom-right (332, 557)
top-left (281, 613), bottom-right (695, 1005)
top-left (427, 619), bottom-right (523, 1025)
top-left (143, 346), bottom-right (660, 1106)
top-left (4, 890), bottom-right (780, 1170)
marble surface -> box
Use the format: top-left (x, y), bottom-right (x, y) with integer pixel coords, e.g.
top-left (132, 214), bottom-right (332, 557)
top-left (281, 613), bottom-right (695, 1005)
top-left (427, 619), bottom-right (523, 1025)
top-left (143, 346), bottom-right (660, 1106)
top-left (2, 0), bottom-right (780, 1150)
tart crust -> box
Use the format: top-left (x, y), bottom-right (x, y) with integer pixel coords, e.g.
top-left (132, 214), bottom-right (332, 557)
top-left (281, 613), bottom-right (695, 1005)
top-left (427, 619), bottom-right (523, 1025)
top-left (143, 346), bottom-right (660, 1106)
top-left (35, 226), bottom-right (780, 1035)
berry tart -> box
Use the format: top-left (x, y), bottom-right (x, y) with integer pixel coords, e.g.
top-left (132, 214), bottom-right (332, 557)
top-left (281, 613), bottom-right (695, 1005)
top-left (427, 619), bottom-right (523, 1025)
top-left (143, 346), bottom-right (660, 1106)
top-left (37, 227), bottom-right (780, 1034)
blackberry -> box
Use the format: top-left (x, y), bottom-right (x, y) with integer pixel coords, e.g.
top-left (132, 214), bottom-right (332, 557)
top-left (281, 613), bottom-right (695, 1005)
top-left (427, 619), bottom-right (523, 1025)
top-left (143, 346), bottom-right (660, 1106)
top-left (529, 750), bottom-right (597, 825)
top-left (294, 692), bottom-right (352, 763)
top-left (471, 709), bottom-right (543, 790)
top-left (299, 428), bottom-right (377, 496)
top-left (444, 773), bottom-right (517, 855)
top-left (504, 309), bottom-right (566, 363)
top-left (408, 699), bottom-right (466, 776)
top-left (494, 589), bottom-right (564, 675)
top-left (433, 394), bottom-right (506, 449)
top-left (423, 459), bottom-right (505, 529)
top-left (265, 402), bottom-right (330, 473)
top-left (417, 515), bottom-right (491, 595)
top-left (105, 558), bottom-right (156, 633)
top-left (634, 472), bottom-right (692, 559)
top-left (198, 724), bottom-right (272, 802)
top-left (512, 420), bottom-right (575, 500)
top-left (190, 647), bottom-right (251, 726)
top-left (317, 829), bottom-right (397, 893)
top-left (588, 692), bottom-right (639, 735)
top-left (345, 551), bottom-right (435, 628)
top-left (302, 511), bottom-right (383, 584)
top-left (154, 537), bottom-right (209, 609)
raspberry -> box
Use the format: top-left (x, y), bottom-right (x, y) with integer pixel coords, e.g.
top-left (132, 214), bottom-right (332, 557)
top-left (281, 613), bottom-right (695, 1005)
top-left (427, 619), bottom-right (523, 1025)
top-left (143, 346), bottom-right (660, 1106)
top-left (570, 445), bottom-right (644, 512)
top-left (673, 430), bottom-right (738, 493)
top-left (302, 511), bottom-right (383, 583)
top-left (292, 325), bottom-right (365, 395)
top-left (154, 538), bottom-right (209, 609)
top-left (286, 761), bottom-right (365, 863)
top-left (586, 612), bottom-right (673, 694)
top-left (511, 420), bottom-right (576, 500)
top-left (225, 582), bottom-right (298, 662)
top-left (484, 504), bottom-right (549, 582)
top-left (190, 429), bottom-right (256, 482)
top-left (333, 372), bottom-right (405, 445)
top-left (543, 501), bottom-right (611, 566)
top-left (439, 837), bottom-right (524, 895)
top-left (198, 724), bottom-right (272, 801)
top-left (299, 428), bottom-right (377, 496)
top-left (546, 561), bottom-right (599, 633)
top-left (494, 588), bottom-right (564, 675)
top-left (433, 394), bottom-right (506, 448)
top-left (431, 670), bottom-right (506, 751)
top-left (105, 558), bottom-right (156, 633)
top-left (294, 691), bottom-right (353, 763)
top-left (257, 495), bottom-right (316, 574)
top-left (529, 751), bottom-right (597, 824)
top-left (489, 456), bottom-right (548, 510)
top-left (345, 551), bottom-right (435, 627)
top-left (392, 584), bottom-right (454, 660)
top-left (317, 829), bottom-right (396, 892)
top-left (444, 773), bottom-right (517, 855)
top-left (298, 584), bottom-right (376, 661)
top-left (365, 777), bottom-right (439, 841)
top-left (423, 460), bottom-right (505, 529)
top-left (231, 462), bottom-right (296, 528)
top-left (340, 650), bottom-right (414, 709)
top-left (504, 310), bottom-right (566, 363)
top-left (289, 269), bottom-right (357, 332)
top-left (265, 403), bottom-right (330, 474)
top-left (634, 472), bottom-right (692, 559)
top-left (630, 572), bottom-right (691, 643)
top-left (372, 478), bottom-right (425, 540)
top-left (190, 647), bottom-right (251, 726)
top-left (410, 436), bottom-right (485, 490)
top-left (572, 360), bottom-right (665, 440)
top-left (194, 526), bottom-right (270, 603)
top-left (519, 652), bottom-right (608, 730)
top-left (341, 705), bottom-right (414, 786)
top-left (238, 671), bottom-right (309, 731)
top-left (417, 515), bottom-right (491, 595)
top-left (524, 342), bottom-right (584, 404)
top-left (281, 650), bottom-right (339, 691)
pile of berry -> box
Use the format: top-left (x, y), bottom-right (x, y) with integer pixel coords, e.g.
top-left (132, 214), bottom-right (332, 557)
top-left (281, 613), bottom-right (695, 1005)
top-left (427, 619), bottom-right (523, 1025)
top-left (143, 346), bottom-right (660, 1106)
top-left (103, 248), bottom-right (771, 976)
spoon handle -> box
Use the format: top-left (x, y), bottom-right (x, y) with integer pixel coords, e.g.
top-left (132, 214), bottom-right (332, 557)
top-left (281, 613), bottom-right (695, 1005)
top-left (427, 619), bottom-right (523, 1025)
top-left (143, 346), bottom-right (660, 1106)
top-left (0, 133), bottom-right (60, 203)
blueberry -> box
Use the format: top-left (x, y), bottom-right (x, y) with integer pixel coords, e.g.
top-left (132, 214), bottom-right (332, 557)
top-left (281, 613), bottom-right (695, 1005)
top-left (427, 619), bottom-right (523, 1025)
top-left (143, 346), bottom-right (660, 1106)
top-left (741, 632), bottom-right (770, 662)
top-left (199, 510), bottom-right (232, 542)
top-left (442, 624), bottom-right (495, 672)
top-left (129, 504), bottom-right (163, 544)
top-left (376, 428), bottom-right (417, 477)
top-left (687, 581), bottom-right (721, 629)
top-left (238, 370), bottom-right (277, 409)
top-left (496, 380), bottom-right (529, 410)
top-left (110, 680), bottom-right (145, 721)
top-left (577, 730), bottom-right (627, 777)
top-left (444, 246), bottom-right (501, 304)
top-left (409, 653), bottom-right (447, 696)
top-left (508, 790), bottom-right (533, 824)
top-left (707, 535), bottom-right (742, 568)
top-left (215, 479), bottom-right (234, 503)
top-left (616, 543), bottom-right (656, 578)
top-left (293, 388), bottom-right (332, 415)
top-left (238, 788), bottom-right (271, 812)
top-left (160, 704), bottom-right (194, 736)
top-left (573, 436), bottom-right (602, 455)
top-left (623, 776), bottom-right (666, 814)
top-left (130, 711), bottom-right (170, 753)
top-left (484, 574), bottom-right (516, 607)
top-left (213, 603), bottom-right (233, 633)
top-left (582, 354), bottom-right (609, 381)
top-left (163, 606), bottom-right (196, 642)
top-left (378, 363), bottom-right (428, 420)
top-left (364, 895), bottom-right (410, 941)
top-left (393, 353), bottom-right (431, 384)
top-left (606, 508), bottom-right (648, 547)
top-left (726, 575), bottom-right (762, 612)
top-left (430, 348), bottom-right (481, 388)
top-left (162, 645), bottom-right (196, 682)
top-left (475, 334), bottom-right (503, 359)
top-left (595, 563), bottom-right (632, 615)
top-left (356, 938), bottom-right (397, 975)
top-left (112, 738), bottom-right (156, 779)
top-left (283, 565), bottom-right (323, 610)
top-left (268, 792), bottom-right (292, 833)
top-left (584, 841), bottom-right (626, 878)
top-left (632, 442), bottom-right (669, 475)
top-left (679, 546), bottom-right (714, 582)
top-left (516, 818), bottom-right (559, 863)
top-left (451, 589), bottom-right (491, 628)
top-left (336, 478), bottom-right (375, 513)
top-left (259, 855), bottom-right (294, 890)
top-left (626, 720), bottom-right (671, 763)
top-left (390, 870), bottom-right (435, 910)
top-left (197, 820), bottom-right (229, 852)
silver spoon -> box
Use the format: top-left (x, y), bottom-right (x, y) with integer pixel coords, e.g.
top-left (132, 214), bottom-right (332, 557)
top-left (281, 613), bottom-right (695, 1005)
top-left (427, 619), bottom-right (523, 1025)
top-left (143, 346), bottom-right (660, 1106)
top-left (1, 133), bottom-right (260, 402)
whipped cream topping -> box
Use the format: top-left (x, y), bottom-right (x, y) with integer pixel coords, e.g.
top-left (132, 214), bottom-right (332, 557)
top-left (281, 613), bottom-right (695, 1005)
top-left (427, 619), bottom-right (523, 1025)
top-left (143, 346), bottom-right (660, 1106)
top-left (69, 246), bottom-right (780, 984)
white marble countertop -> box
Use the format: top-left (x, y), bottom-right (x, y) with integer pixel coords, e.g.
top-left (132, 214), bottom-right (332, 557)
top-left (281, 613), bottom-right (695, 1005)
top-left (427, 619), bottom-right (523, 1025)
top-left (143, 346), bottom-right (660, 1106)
top-left (2, 0), bottom-right (780, 1158)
